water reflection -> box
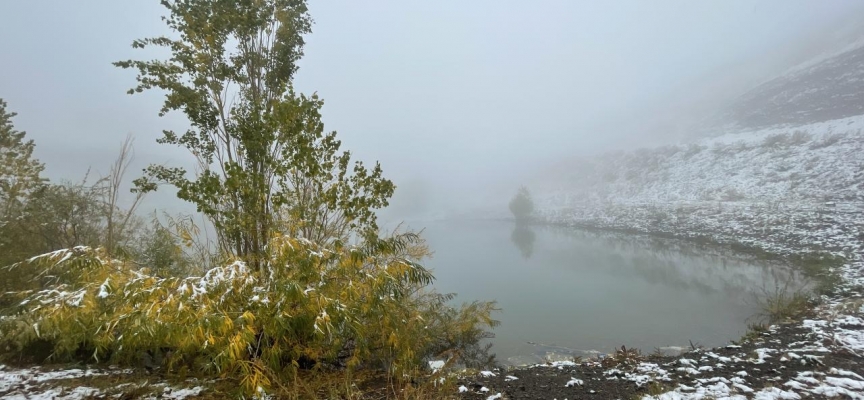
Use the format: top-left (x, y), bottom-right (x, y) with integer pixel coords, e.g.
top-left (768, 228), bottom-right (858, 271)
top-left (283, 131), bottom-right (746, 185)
top-left (510, 224), bottom-right (536, 259)
top-left (539, 226), bottom-right (802, 299)
top-left (421, 220), bottom-right (805, 366)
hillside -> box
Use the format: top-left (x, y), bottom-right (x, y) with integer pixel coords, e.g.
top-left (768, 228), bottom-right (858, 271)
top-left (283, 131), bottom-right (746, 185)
top-left (718, 41), bottom-right (864, 131)
top-left (535, 115), bottom-right (864, 210)
top-left (535, 39), bottom-right (864, 210)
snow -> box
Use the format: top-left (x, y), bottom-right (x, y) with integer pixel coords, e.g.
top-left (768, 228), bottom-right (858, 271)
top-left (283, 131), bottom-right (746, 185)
top-left (535, 114), bottom-right (864, 207)
top-left (479, 370), bottom-right (496, 377)
top-left (97, 278), bottom-right (110, 299)
top-left (621, 362), bottom-right (672, 387)
top-left (531, 360), bottom-right (577, 369)
top-left (752, 387), bottom-right (801, 400)
top-left (829, 368), bottom-right (864, 380)
top-left (676, 367), bottom-right (700, 375)
top-left (564, 377), bottom-right (583, 387)
top-left (733, 383), bottom-right (754, 393)
top-left (705, 352), bottom-right (732, 363)
top-left (0, 366), bottom-right (202, 399)
top-left (633, 306), bottom-right (864, 399)
top-left (826, 377), bottom-right (864, 391)
top-left (428, 360), bottom-right (445, 373)
top-left (644, 380), bottom-right (803, 400)
top-left (161, 386), bottom-right (204, 399)
top-left (1, 386), bottom-right (101, 400)
top-left (749, 348), bottom-right (774, 364)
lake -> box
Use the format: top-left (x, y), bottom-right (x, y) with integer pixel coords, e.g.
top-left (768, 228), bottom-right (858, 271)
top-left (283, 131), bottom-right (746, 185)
top-left (413, 219), bottom-right (800, 366)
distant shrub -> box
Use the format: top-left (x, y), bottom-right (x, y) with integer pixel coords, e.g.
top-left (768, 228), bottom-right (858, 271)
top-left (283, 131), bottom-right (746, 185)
top-left (711, 143), bottom-right (736, 156)
top-left (788, 172), bottom-right (802, 187)
top-left (761, 131), bottom-right (813, 149)
top-left (509, 186), bottom-right (534, 222)
top-left (808, 133), bottom-right (844, 150)
top-left (682, 144), bottom-right (704, 159)
top-left (761, 133), bottom-right (789, 148)
top-left (775, 163), bottom-right (792, 173)
top-left (789, 130), bottom-right (812, 145)
top-left (733, 141), bottom-right (753, 152)
top-left (721, 188), bottom-right (746, 202)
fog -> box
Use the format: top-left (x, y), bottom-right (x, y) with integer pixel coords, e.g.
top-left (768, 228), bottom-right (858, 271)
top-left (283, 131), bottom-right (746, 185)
top-left (1, 1), bottom-right (863, 221)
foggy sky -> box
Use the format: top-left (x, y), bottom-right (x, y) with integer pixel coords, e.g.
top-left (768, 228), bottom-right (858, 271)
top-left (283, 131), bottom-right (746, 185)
top-left (1, 1), bottom-right (862, 218)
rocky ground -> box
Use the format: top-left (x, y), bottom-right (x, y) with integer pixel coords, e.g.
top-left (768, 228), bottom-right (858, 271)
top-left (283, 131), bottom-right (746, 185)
top-left (457, 305), bottom-right (864, 400)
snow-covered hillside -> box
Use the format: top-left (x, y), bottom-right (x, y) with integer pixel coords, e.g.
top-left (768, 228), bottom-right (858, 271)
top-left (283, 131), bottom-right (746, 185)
top-left (719, 40), bottom-right (864, 130)
top-left (535, 114), bottom-right (864, 209)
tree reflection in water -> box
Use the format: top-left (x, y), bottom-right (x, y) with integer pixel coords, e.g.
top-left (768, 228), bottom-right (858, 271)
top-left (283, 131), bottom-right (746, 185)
top-left (510, 223), bottom-right (536, 259)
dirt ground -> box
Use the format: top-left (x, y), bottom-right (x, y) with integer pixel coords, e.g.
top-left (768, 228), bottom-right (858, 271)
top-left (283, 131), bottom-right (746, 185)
top-left (456, 317), bottom-right (864, 400)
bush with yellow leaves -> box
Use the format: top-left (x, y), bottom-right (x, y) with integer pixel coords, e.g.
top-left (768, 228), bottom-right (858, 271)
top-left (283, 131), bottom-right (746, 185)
top-left (0, 232), bottom-right (498, 396)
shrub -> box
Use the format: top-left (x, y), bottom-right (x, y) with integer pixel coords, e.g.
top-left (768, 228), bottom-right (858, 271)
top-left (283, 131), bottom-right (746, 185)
top-left (721, 188), bottom-right (746, 202)
top-left (759, 284), bottom-right (810, 323)
top-left (790, 253), bottom-right (845, 295)
top-left (0, 235), bottom-right (498, 396)
top-left (761, 133), bottom-right (789, 148)
top-left (789, 130), bottom-right (812, 145)
top-left (509, 186), bottom-right (534, 222)
top-left (808, 133), bottom-right (844, 150)
top-left (682, 144), bottom-right (704, 159)
top-left (760, 131), bottom-right (812, 149)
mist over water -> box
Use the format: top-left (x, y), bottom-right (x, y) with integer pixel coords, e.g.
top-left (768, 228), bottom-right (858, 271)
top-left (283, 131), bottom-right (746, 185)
top-left (419, 220), bottom-right (800, 365)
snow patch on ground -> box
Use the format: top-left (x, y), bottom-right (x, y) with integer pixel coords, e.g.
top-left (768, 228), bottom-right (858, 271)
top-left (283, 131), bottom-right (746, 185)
top-left (0, 365), bottom-right (202, 399)
top-left (428, 360), bottom-right (445, 373)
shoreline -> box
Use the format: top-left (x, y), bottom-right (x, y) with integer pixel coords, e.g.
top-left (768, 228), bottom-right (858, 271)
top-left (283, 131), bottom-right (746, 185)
top-left (457, 201), bottom-right (864, 399)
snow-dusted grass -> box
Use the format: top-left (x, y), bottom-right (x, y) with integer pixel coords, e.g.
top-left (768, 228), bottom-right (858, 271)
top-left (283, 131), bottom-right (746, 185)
top-left (0, 365), bottom-right (204, 400)
top-left (536, 114), bottom-right (864, 206)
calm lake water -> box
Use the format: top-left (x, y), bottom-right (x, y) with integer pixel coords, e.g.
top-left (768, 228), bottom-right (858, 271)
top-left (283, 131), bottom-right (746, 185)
top-left (415, 219), bottom-right (799, 366)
